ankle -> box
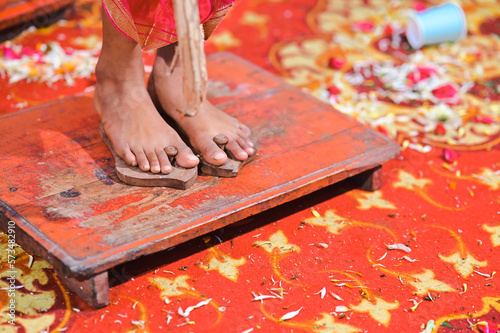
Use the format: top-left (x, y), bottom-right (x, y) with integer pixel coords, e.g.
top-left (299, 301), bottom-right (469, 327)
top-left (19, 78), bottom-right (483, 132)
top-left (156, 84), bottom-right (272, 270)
top-left (153, 44), bottom-right (180, 80)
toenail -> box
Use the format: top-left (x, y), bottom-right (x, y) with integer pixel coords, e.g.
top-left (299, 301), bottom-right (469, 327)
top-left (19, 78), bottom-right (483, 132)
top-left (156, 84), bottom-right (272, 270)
top-left (187, 154), bottom-right (198, 161)
top-left (247, 148), bottom-right (254, 154)
top-left (213, 152), bottom-right (225, 160)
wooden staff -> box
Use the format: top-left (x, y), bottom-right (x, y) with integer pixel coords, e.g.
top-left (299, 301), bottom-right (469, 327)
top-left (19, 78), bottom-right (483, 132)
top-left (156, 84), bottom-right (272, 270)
top-left (172, 0), bottom-right (207, 116)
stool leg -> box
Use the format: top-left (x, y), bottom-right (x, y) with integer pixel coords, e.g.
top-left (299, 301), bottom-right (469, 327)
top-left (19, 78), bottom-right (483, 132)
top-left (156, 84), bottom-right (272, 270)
top-left (354, 165), bottom-right (384, 191)
top-left (57, 269), bottom-right (110, 308)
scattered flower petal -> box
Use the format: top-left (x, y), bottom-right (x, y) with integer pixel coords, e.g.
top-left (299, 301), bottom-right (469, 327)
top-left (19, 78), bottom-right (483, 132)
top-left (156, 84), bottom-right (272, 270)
top-left (279, 307), bottom-right (302, 321)
top-left (387, 243), bottom-right (412, 253)
top-left (178, 298), bottom-right (212, 317)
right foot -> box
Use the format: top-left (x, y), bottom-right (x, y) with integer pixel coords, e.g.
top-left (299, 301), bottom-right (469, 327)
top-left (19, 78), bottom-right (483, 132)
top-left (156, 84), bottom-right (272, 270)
top-left (94, 12), bottom-right (199, 174)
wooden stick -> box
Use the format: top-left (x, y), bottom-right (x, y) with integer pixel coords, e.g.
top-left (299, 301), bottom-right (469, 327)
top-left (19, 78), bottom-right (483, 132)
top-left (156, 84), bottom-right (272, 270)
top-left (173, 0), bottom-right (207, 116)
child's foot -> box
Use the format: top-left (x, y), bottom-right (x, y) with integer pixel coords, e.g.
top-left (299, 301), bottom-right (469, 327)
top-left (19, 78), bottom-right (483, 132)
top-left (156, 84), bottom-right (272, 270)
top-left (152, 44), bottom-right (255, 166)
top-left (94, 12), bottom-right (199, 174)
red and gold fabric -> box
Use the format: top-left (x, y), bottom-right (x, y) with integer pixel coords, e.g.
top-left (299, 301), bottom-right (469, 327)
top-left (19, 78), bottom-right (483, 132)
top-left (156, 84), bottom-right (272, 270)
top-left (102, 0), bottom-right (234, 50)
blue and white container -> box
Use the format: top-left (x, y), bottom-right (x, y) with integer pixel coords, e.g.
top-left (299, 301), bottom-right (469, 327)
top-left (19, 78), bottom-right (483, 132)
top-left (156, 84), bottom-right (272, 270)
top-left (406, 3), bottom-right (467, 49)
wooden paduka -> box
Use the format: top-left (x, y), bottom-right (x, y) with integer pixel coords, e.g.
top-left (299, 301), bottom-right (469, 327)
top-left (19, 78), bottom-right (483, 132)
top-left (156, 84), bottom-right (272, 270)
top-left (173, 0), bottom-right (207, 116)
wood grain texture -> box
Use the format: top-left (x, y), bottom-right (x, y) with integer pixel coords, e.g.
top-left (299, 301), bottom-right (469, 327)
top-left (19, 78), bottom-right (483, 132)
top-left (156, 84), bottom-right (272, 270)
top-left (57, 270), bottom-right (109, 308)
top-left (99, 124), bottom-right (197, 189)
top-left (0, 0), bottom-right (73, 31)
top-left (0, 53), bottom-right (399, 305)
top-left (172, 0), bottom-right (207, 116)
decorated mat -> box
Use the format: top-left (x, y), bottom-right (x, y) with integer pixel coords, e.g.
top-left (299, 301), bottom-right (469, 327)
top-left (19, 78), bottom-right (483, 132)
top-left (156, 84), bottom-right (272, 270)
top-left (1, 0), bottom-right (499, 332)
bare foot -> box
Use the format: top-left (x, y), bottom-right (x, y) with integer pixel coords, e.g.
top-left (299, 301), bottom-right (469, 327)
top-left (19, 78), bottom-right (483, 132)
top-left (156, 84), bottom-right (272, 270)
top-left (94, 12), bottom-right (198, 174)
top-left (152, 44), bottom-right (255, 166)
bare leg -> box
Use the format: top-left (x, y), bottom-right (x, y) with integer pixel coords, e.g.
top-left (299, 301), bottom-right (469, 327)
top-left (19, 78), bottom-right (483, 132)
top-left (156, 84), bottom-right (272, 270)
top-left (94, 13), bottom-right (199, 174)
top-left (151, 44), bottom-right (255, 166)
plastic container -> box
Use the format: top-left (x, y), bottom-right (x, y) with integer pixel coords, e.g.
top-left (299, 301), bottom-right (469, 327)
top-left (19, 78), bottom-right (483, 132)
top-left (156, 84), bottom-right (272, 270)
top-left (406, 3), bottom-right (467, 49)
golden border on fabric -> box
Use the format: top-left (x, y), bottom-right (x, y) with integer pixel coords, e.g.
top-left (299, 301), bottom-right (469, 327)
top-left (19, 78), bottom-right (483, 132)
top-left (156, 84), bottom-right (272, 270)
top-left (102, 0), bottom-right (141, 44)
top-left (103, 1), bottom-right (233, 51)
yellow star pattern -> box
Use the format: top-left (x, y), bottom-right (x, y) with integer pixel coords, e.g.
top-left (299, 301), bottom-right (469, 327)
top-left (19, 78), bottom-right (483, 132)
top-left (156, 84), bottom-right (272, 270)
top-left (439, 252), bottom-right (487, 278)
top-left (393, 170), bottom-right (432, 191)
top-left (16, 315), bottom-right (56, 333)
top-left (351, 190), bottom-right (396, 210)
top-left (254, 230), bottom-right (300, 254)
top-left (200, 253), bottom-right (246, 282)
top-left (314, 313), bottom-right (360, 333)
top-left (0, 239), bottom-right (56, 330)
top-left (474, 168), bottom-right (500, 190)
top-left (152, 275), bottom-right (191, 301)
top-left (351, 297), bottom-right (399, 327)
top-left (305, 210), bottom-right (346, 234)
top-left (240, 11), bottom-right (269, 38)
top-left (408, 269), bottom-right (454, 296)
top-left (483, 224), bottom-right (500, 247)
top-left (209, 31), bottom-right (241, 51)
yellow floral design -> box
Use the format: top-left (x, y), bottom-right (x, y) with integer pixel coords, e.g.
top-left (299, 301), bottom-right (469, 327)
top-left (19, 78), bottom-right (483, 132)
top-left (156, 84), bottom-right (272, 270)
top-left (472, 168), bottom-right (500, 190)
top-left (209, 31), bottom-right (242, 51)
top-left (307, 210), bottom-right (397, 239)
top-left (304, 210), bottom-right (346, 234)
top-left (313, 313), bottom-right (360, 333)
top-left (254, 231), bottom-right (301, 285)
top-left (393, 170), bottom-right (468, 210)
top-left (240, 11), bottom-right (270, 38)
top-left (432, 225), bottom-right (487, 277)
top-left (0, 233), bottom-right (57, 331)
top-left (483, 224), bottom-right (500, 247)
top-left (200, 248), bottom-right (246, 282)
top-left (349, 190), bottom-right (396, 210)
top-left (408, 269), bottom-right (455, 296)
top-left (351, 297), bottom-right (399, 327)
top-left (254, 230), bottom-right (300, 254)
top-left (393, 170), bottom-right (432, 191)
top-left (439, 252), bottom-right (487, 278)
top-left (152, 275), bottom-right (191, 301)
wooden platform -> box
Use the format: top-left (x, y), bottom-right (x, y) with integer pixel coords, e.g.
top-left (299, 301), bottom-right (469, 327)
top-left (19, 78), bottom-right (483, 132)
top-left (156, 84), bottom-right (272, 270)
top-left (0, 0), bottom-right (73, 33)
top-left (0, 53), bottom-right (399, 308)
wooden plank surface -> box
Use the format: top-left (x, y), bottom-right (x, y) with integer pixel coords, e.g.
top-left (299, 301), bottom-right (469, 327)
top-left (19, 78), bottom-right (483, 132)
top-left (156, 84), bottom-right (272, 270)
top-left (0, 53), bottom-right (399, 279)
top-left (0, 0), bottom-right (73, 31)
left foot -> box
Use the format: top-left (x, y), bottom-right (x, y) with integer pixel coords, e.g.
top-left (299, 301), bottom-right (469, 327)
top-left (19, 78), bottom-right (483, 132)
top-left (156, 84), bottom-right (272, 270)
top-left (151, 44), bottom-right (255, 166)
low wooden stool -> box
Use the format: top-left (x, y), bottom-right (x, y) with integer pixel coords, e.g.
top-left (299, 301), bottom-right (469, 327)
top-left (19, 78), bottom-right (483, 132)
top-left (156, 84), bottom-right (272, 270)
top-left (0, 53), bottom-right (399, 308)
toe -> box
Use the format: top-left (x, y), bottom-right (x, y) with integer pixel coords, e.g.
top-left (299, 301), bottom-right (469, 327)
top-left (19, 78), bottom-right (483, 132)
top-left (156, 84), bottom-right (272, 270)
top-left (226, 139), bottom-right (249, 161)
top-left (134, 149), bottom-right (150, 171)
top-left (156, 148), bottom-right (173, 174)
top-left (145, 149), bottom-right (161, 173)
top-left (236, 136), bottom-right (255, 156)
top-left (121, 148), bottom-right (138, 167)
top-left (174, 144), bottom-right (199, 168)
top-left (239, 123), bottom-right (252, 138)
top-left (201, 140), bottom-right (227, 166)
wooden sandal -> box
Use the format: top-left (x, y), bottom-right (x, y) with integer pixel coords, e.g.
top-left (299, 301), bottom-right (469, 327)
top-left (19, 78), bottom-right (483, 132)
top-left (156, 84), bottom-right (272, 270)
top-left (99, 123), bottom-right (197, 189)
top-left (198, 134), bottom-right (257, 178)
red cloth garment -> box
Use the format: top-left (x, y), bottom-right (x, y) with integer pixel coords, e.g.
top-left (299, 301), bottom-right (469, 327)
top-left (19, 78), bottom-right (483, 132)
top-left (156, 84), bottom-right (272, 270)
top-left (102, 0), bottom-right (234, 50)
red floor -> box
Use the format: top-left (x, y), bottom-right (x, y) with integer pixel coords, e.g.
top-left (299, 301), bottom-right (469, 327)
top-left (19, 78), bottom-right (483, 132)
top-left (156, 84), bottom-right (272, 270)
top-left (1, 0), bottom-right (500, 332)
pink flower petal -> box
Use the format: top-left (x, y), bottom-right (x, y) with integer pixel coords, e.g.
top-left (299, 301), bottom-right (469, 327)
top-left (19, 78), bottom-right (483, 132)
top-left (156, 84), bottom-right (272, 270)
top-left (433, 84), bottom-right (458, 99)
top-left (351, 21), bottom-right (375, 33)
top-left (2, 47), bottom-right (20, 60)
top-left (329, 57), bottom-right (346, 69)
top-left (327, 85), bottom-right (341, 95)
top-left (443, 148), bottom-right (458, 163)
top-left (414, 2), bottom-right (426, 12)
top-left (434, 123), bottom-right (446, 135)
top-left (472, 116), bottom-right (494, 124)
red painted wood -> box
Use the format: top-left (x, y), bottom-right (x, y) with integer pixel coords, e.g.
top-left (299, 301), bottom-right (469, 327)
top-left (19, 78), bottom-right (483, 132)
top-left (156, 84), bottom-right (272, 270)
top-left (0, 53), bottom-right (399, 284)
top-left (0, 0), bottom-right (73, 31)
